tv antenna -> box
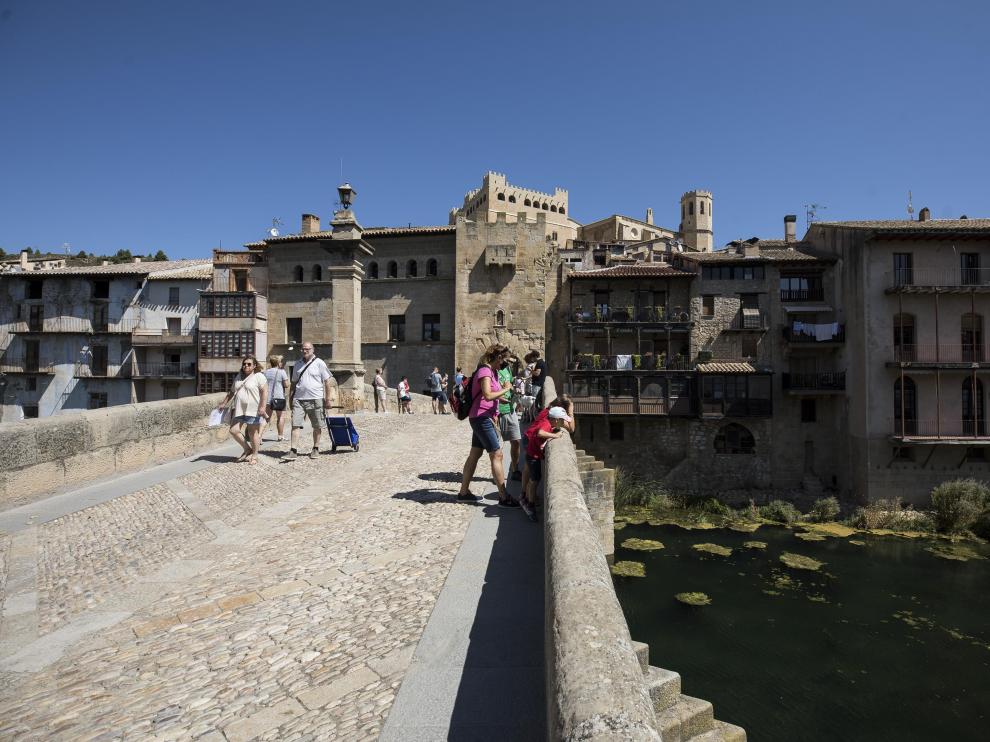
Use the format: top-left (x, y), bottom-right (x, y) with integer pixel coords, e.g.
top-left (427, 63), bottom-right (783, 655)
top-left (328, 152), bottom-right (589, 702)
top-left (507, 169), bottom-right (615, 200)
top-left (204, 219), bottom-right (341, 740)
top-left (906, 190), bottom-right (914, 220)
top-left (268, 217), bottom-right (283, 238)
top-left (62, 242), bottom-right (71, 255)
top-left (804, 203), bottom-right (826, 230)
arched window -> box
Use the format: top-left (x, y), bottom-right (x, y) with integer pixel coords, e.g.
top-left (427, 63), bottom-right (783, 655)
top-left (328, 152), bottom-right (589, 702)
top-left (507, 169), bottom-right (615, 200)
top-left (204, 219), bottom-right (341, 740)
top-left (407, 260), bottom-right (418, 278)
top-left (963, 378), bottom-right (985, 436)
top-left (714, 423), bottom-right (755, 454)
top-left (700, 202), bottom-right (705, 215)
top-left (293, 265), bottom-right (304, 282)
top-left (508, 195), bottom-right (516, 203)
top-left (962, 313), bottom-right (984, 362)
top-left (689, 202), bottom-right (695, 216)
top-left (559, 206), bottom-right (565, 215)
top-left (550, 205), bottom-right (557, 213)
top-left (387, 261), bottom-right (398, 278)
top-left (495, 309), bottom-right (505, 327)
top-left (893, 313), bottom-right (915, 361)
top-left (497, 192), bottom-right (506, 201)
top-left (542, 202), bottom-right (549, 210)
top-left (368, 261), bottom-right (379, 279)
top-left (312, 265), bottom-right (322, 281)
top-left (524, 199), bottom-right (532, 207)
top-left (894, 377), bottom-right (917, 435)
top-left (427, 258), bottom-right (438, 277)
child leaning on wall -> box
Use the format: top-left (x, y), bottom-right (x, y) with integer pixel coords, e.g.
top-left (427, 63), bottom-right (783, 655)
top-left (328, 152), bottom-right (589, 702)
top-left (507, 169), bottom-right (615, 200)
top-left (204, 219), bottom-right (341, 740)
top-left (522, 406), bottom-right (572, 523)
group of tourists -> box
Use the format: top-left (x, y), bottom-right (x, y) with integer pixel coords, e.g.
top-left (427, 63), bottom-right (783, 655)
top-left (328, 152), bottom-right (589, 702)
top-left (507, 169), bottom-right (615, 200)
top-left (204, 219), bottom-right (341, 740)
top-left (455, 344), bottom-right (573, 522)
top-left (215, 342), bottom-right (335, 464)
top-left (370, 366), bottom-right (452, 414)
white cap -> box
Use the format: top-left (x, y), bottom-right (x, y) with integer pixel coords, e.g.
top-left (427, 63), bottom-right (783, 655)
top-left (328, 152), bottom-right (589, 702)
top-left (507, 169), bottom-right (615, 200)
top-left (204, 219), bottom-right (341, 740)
top-left (548, 406), bottom-right (572, 423)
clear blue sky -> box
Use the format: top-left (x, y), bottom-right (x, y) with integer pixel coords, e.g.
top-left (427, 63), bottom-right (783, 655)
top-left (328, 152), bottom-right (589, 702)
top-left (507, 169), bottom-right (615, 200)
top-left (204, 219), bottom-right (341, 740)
top-left (2, 0), bottom-right (989, 259)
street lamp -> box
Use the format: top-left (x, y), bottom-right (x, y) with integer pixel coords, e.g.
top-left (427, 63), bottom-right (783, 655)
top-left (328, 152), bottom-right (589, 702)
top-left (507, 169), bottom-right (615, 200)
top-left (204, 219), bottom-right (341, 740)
top-left (337, 182), bottom-right (356, 210)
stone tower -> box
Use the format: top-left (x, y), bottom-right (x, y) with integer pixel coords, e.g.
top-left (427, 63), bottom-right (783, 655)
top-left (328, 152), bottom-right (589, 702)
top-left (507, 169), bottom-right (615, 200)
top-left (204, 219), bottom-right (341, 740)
top-left (679, 190), bottom-right (714, 252)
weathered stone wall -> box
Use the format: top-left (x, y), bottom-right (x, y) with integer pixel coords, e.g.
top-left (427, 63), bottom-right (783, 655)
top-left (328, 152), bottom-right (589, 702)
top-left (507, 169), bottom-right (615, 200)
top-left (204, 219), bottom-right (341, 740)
top-left (579, 464), bottom-right (615, 557)
top-left (543, 433), bottom-right (660, 741)
top-left (0, 393), bottom-right (230, 510)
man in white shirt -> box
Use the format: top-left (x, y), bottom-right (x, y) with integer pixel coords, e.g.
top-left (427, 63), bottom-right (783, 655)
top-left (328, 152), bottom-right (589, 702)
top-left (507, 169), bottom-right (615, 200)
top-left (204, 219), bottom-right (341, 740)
top-left (373, 368), bottom-right (388, 414)
top-left (282, 342), bottom-right (335, 461)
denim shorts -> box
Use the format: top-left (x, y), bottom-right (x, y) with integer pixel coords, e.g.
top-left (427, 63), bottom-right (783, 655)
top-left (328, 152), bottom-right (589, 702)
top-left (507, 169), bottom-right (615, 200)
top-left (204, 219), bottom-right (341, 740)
top-left (469, 415), bottom-right (501, 453)
top-left (527, 456), bottom-right (543, 483)
top-left (233, 414), bottom-right (263, 426)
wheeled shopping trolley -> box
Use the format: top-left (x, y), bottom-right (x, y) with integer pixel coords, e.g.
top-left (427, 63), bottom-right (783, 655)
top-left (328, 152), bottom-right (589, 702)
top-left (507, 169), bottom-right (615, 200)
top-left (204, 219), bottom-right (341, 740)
top-left (325, 416), bottom-right (360, 452)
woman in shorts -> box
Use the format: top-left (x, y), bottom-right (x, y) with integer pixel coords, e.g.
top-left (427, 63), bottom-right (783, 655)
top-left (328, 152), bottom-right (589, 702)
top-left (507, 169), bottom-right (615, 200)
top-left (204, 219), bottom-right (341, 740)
top-left (456, 344), bottom-right (514, 506)
top-left (217, 356), bottom-right (269, 464)
top-left (263, 354), bottom-right (289, 441)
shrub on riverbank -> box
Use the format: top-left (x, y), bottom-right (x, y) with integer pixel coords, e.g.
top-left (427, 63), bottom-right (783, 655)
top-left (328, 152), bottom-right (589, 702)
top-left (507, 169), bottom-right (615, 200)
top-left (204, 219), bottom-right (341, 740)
top-left (930, 479), bottom-right (990, 534)
top-left (759, 500), bottom-right (801, 524)
top-left (849, 498), bottom-right (935, 532)
top-left (808, 496), bottom-right (841, 523)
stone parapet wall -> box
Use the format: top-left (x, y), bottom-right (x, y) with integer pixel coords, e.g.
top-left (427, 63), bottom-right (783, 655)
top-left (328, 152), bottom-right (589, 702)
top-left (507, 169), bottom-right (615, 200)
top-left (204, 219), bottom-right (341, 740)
top-left (578, 464), bottom-right (615, 556)
top-left (0, 393), bottom-right (230, 510)
top-left (544, 433), bottom-right (661, 741)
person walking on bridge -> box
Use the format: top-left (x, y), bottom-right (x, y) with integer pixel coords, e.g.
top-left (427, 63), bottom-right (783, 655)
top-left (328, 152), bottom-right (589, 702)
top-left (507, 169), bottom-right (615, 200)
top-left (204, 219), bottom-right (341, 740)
top-left (281, 343), bottom-right (334, 461)
top-left (217, 355), bottom-right (269, 465)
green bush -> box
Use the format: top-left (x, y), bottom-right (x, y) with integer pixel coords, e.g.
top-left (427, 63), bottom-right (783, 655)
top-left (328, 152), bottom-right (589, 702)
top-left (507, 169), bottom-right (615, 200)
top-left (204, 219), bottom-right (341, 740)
top-left (759, 500), bottom-right (801, 524)
top-left (850, 498), bottom-right (936, 532)
top-left (970, 510), bottom-right (990, 540)
top-left (808, 496), bottom-right (841, 523)
top-left (614, 468), bottom-right (652, 508)
top-left (930, 479), bottom-right (990, 533)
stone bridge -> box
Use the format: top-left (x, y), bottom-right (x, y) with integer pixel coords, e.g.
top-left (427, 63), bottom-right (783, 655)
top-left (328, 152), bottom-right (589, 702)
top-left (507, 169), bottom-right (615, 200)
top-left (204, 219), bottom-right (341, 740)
top-left (0, 387), bottom-right (745, 741)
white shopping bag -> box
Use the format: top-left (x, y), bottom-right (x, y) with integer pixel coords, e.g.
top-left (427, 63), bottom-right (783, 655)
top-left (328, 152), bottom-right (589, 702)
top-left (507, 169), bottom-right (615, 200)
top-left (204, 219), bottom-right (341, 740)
top-left (208, 408), bottom-right (229, 428)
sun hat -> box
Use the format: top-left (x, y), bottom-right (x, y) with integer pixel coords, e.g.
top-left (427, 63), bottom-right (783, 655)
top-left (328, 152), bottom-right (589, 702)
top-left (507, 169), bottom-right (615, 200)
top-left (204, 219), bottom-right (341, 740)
top-left (547, 406), bottom-right (572, 423)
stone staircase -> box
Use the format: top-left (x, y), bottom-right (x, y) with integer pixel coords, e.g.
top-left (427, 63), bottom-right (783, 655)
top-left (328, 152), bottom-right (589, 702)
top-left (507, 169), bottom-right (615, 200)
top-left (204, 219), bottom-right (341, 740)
top-left (633, 641), bottom-right (747, 741)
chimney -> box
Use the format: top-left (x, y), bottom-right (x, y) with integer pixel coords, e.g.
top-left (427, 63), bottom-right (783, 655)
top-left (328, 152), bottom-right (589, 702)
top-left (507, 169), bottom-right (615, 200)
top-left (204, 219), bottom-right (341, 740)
top-left (20, 250), bottom-right (29, 269)
top-left (784, 214), bottom-right (797, 243)
top-left (919, 207), bottom-right (930, 222)
top-left (133, 256), bottom-right (142, 263)
top-left (301, 213), bottom-right (321, 234)
top-left (102, 260), bottom-right (109, 266)
top-left (646, 207), bottom-right (654, 225)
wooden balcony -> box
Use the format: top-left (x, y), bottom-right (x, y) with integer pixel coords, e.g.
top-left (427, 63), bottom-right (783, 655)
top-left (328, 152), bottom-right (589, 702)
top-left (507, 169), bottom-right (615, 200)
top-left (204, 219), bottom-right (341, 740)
top-left (213, 250), bottom-right (266, 265)
top-left (886, 269), bottom-right (990, 293)
top-left (890, 344), bottom-right (990, 368)
top-left (569, 306), bottom-right (693, 327)
top-left (567, 354), bottom-right (694, 372)
top-left (569, 395), bottom-right (695, 416)
top-left (779, 287), bottom-right (824, 302)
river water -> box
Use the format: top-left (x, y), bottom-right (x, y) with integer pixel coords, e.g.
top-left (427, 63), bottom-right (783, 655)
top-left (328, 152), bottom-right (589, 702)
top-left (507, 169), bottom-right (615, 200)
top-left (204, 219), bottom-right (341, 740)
top-left (612, 522), bottom-right (990, 741)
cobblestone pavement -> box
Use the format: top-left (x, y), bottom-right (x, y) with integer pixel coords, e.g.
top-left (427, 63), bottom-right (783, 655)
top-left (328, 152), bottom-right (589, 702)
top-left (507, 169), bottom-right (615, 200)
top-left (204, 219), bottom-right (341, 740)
top-left (0, 411), bottom-right (485, 741)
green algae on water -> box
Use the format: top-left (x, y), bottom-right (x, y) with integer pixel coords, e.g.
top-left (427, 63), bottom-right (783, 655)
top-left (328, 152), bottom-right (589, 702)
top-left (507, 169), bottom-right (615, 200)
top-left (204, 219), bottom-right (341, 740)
top-left (728, 522), bottom-right (762, 533)
top-left (925, 543), bottom-right (986, 562)
top-left (621, 538), bottom-right (665, 551)
top-left (744, 541), bottom-right (767, 549)
top-left (611, 560), bottom-right (646, 578)
top-left (692, 543), bottom-right (732, 557)
top-left (780, 552), bottom-right (825, 571)
top-left (849, 539), bottom-right (866, 546)
top-left (795, 532), bottom-right (827, 542)
top-left (613, 522), bottom-right (627, 531)
top-left (675, 592), bottom-right (712, 606)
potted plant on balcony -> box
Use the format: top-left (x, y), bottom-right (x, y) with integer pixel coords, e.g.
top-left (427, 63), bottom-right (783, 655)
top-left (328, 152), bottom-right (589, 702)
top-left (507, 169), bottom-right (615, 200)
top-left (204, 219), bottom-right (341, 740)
top-left (625, 305), bottom-right (635, 322)
top-left (656, 352), bottom-right (667, 369)
top-left (594, 307), bottom-right (603, 322)
top-left (592, 354), bottom-right (602, 370)
top-left (632, 354), bottom-right (642, 369)
top-left (654, 305), bottom-right (666, 322)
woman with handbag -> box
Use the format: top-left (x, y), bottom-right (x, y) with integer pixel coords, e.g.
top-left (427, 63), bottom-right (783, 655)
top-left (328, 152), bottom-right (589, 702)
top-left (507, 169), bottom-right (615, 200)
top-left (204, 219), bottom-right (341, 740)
top-left (262, 354), bottom-right (290, 441)
top-left (216, 355), bottom-right (269, 464)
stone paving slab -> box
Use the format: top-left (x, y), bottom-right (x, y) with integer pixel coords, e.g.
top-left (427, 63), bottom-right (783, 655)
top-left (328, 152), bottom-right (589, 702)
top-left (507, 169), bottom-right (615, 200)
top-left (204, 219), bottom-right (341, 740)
top-left (0, 411), bottom-right (484, 740)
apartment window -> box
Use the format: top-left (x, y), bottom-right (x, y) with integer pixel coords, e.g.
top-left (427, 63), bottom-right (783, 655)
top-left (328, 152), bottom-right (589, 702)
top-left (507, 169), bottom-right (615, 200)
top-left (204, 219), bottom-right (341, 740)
top-left (780, 275), bottom-right (823, 301)
top-left (22, 404), bottom-right (39, 418)
top-left (609, 420), bottom-right (624, 441)
top-left (90, 345), bottom-right (108, 376)
top-left (27, 280), bottom-right (43, 299)
top-left (961, 314), bottom-right (984, 362)
top-left (801, 399), bottom-right (817, 422)
top-left (702, 266), bottom-right (765, 280)
top-left (893, 253), bottom-right (913, 285)
top-left (702, 295), bottom-right (715, 316)
top-left (961, 253), bottom-right (981, 285)
top-left (168, 286), bottom-right (180, 305)
top-left (286, 318), bottom-right (302, 344)
top-left (92, 304), bottom-right (109, 332)
top-left (28, 304), bottom-right (44, 332)
top-left (422, 314), bottom-right (441, 342)
top-left (233, 270), bottom-right (248, 292)
top-left (199, 332), bottom-right (255, 358)
top-left (714, 423), bottom-right (755, 454)
top-left (166, 317), bottom-right (182, 336)
top-left (894, 377), bottom-right (917, 435)
top-left (198, 372), bottom-right (237, 394)
top-left (25, 339), bottom-right (41, 372)
top-left (87, 392), bottom-right (108, 409)
top-left (388, 315), bottom-right (406, 342)
top-left (93, 280), bottom-right (110, 299)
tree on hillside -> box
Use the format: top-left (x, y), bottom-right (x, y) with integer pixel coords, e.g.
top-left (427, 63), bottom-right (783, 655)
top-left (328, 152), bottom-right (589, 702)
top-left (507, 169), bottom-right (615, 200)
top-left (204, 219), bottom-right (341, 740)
top-left (153, 250), bottom-right (169, 261)
top-left (112, 249), bottom-right (132, 264)
top-left (0, 248), bottom-right (6, 258)
top-left (77, 250), bottom-right (87, 259)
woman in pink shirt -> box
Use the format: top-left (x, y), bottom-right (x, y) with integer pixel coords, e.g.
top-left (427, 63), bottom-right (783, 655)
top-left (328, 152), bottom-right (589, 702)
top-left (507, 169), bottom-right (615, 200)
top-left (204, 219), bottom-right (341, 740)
top-left (457, 343), bottom-right (514, 506)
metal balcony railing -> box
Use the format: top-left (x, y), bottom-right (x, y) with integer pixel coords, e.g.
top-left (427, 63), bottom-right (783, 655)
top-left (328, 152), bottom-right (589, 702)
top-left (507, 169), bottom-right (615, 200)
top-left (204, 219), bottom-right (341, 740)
top-left (568, 354), bottom-right (693, 371)
top-left (887, 268), bottom-right (990, 289)
top-left (0, 356), bottom-right (56, 374)
top-left (73, 361), bottom-right (131, 379)
top-left (783, 324), bottom-right (845, 343)
top-left (570, 306), bottom-right (693, 324)
top-left (892, 344), bottom-right (990, 364)
top-left (782, 372), bottom-right (846, 391)
top-left (892, 419), bottom-right (990, 439)
top-left (132, 362), bottom-right (197, 378)
top-left (779, 287), bottom-right (825, 302)
top-left (12, 315), bottom-right (140, 334)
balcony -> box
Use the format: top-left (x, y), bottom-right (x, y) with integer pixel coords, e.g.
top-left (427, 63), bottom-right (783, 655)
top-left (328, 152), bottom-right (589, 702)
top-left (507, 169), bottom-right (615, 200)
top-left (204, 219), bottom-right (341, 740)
top-left (73, 361), bottom-right (131, 379)
top-left (723, 310), bottom-right (769, 332)
top-left (569, 394), bottom-right (696, 417)
top-left (701, 398), bottom-right (773, 417)
top-left (566, 373), bottom-right (697, 416)
top-left (132, 361), bottom-right (197, 379)
top-left (779, 287), bottom-right (825, 302)
top-left (12, 316), bottom-right (140, 334)
top-left (782, 372), bottom-right (846, 393)
top-left (132, 325), bottom-right (196, 346)
top-left (213, 249), bottom-right (266, 265)
top-left (567, 354), bottom-right (693, 372)
top-left (0, 356), bottom-right (56, 374)
top-left (890, 344), bottom-right (990, 367)
top-left (569, 306), bottom-right (693, 326)
top-left (783, 323), bottom-right (845, 344)
top-left (891, 420), bottom-right (990, 442)
top-left (886, 268), bottom-right (990, 293)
